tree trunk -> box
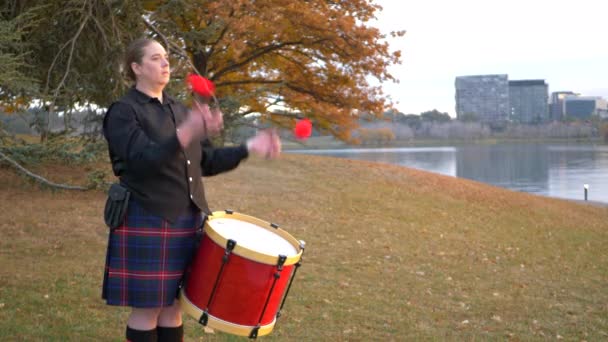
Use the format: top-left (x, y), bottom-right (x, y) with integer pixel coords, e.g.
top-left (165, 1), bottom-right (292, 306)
top-left (192, 50), bottom-right (207, 75)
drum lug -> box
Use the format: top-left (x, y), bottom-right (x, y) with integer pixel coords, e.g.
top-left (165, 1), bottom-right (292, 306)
top-left (249, 325), bottom-right (260, 339)
top-left (198, 311), bottom-right (209, 326)
top-left (223, 239), bottom-right (236, 262)
top-left (226, 239), bottom-right (236, 252)
top-left (277, 255), bottom-right (287, 272)
top-left (224, 209), bottom-right (234, 214)
top-left (270, 222), bottom-right (279, 229)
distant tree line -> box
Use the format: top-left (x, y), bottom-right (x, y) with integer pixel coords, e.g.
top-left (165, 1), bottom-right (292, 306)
top-left (353, 109), bottom-right (605, 145)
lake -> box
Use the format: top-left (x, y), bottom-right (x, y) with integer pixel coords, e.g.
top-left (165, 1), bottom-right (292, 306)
top-left (288, 143), bottom-right (608, 204)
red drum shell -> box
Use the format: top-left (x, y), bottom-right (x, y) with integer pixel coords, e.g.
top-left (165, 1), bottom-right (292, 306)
top-left (181, 211), bottom-right (302, 336)
top-left (185, 234), bottom-right (295, 326)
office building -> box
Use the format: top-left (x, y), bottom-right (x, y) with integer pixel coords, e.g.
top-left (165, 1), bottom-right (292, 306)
top-left (564, 96), bottom-right (608, 119)
top-left (508, 80), bottom-right (549, 123)
top-left (455, 75), bottom-right (509, 124)
top-left (550, 91), bottom-right (576, 121)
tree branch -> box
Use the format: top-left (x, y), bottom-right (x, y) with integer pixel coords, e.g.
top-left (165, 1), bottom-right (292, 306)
top-left (285, 83), bottom-right (345, 107)
top-left (43, 1), bottom-right (92, 139)
top-left (215, 79), bottom-right (284, 87)
top-left (206, 10), bottom-right (233, 59)
top-left (46, 1), bottom-right (90, 95)
top-left (275, 51), bottom-right (311, 74)
top-left (0, 150), bottom-right (90, 191)
top-left (213, 38), bottom-right (330, 80)
top-left (212, 41), bottom-right (304, 80)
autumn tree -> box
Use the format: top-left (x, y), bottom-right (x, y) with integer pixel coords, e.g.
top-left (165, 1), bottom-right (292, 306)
top-left (143, 0), bottom-right (403, 141)
top-left (3, 0), bottom-right (402, 139)
top-left (1, 0), bottom-right (402, 187)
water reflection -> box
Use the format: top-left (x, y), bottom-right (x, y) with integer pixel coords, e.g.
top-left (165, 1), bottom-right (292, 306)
top-left (456, 144), bottom-right (549, 194)
top-left (289, 143), bottom-right (608, 203)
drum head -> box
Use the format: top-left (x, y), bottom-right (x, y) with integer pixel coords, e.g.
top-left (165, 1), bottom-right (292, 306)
top-left (209, 218), bottom-right (297, 257)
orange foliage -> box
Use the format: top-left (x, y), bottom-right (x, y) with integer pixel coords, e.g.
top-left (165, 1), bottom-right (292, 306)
top-left (149, 0), bottom-right (403, 140)
top-left (0, 97), bottom-right (28, 114)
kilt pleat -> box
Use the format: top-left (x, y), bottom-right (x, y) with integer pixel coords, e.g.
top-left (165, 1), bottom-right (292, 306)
top-left (102, 199), bottom-right (202, 308)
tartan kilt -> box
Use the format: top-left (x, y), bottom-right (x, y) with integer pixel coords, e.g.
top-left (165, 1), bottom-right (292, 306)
top-left (102, 198), bottom-right (203, 308)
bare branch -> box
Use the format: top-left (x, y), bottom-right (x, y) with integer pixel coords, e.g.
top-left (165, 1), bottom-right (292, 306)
top-left (0, 150), bottom-right (90, 191)
top-left (44, 39), bottom-right (73, 94)
top-left (90, 14), bottom-right (110, 49)
top-left (45, 1), bottom-right (92, 136)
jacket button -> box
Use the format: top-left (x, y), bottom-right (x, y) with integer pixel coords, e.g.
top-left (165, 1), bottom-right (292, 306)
top-left (187, 160), bottom-right (191, 165)
top-left (190, 194), bottom-right (193, 199)
top-left (189, 177), bottom-right (193, 182)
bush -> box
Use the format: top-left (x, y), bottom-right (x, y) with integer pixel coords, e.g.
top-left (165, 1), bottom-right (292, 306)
top-left (356, 127), bottom-right (395, 145)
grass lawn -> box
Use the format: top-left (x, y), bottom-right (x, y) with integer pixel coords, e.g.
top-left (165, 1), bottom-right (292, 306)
top-left (1, 154), bottom-right (607, 341)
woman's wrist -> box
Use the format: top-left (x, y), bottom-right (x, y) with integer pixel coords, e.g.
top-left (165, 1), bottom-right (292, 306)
top-left (176, 127), bottom-right (192, 148)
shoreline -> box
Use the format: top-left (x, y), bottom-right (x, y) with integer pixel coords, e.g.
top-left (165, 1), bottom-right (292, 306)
top-left (282, 136), bottom-right (605, 150)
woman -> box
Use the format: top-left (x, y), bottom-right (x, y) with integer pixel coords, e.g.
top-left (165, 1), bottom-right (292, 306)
top-left (102, 38), bottom-right (281, 342)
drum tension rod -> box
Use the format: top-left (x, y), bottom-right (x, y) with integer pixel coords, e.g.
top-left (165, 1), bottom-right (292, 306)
top-left (249, 255), bottom-right (287, 339)
top-left (277, 240), bottom-right (306, 319)
top-left (199, 238), bottom-right (237, 327)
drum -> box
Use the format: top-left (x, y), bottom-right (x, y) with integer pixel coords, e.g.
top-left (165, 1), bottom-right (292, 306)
top-left (180, 210), bottom-right (305, 338)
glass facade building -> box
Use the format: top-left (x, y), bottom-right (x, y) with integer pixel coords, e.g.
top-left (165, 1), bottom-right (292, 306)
top-left (455, 75), bottom-right (509, 124)
top-left (508, 80), bottom-right (549, 123)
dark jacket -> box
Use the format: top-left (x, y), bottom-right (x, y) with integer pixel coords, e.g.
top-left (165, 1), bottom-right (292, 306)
top-left (103, 87), bottom-right (248, 222)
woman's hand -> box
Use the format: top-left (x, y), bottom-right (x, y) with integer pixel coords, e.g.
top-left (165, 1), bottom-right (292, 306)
top-left (194, 100), bottom-right (223, 136)
top-left (246, 129), bottom-right (281, 159)
top-left (177, 101), bottom-right (223, 148)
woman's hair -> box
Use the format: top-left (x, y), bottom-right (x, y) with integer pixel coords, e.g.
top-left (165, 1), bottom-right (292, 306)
top-left (124, 37), bottom-right (156, 82)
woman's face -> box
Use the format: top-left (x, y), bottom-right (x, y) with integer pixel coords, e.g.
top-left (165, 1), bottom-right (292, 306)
top-left (132, 41), bottom-right (170, 88)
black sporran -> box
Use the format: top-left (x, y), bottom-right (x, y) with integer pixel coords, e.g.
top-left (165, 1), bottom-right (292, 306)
top-left (104, 183), bottom-right (130, 230)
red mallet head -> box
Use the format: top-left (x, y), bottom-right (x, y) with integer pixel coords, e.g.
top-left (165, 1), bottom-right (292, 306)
top-left (294, 118), bottom-right (312, 139)
top-left (186, 73), bottom-right (215, 98)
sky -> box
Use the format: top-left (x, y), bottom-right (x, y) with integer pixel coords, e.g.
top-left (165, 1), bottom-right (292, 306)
top-left (372, 0), bottom-right (608, 117)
